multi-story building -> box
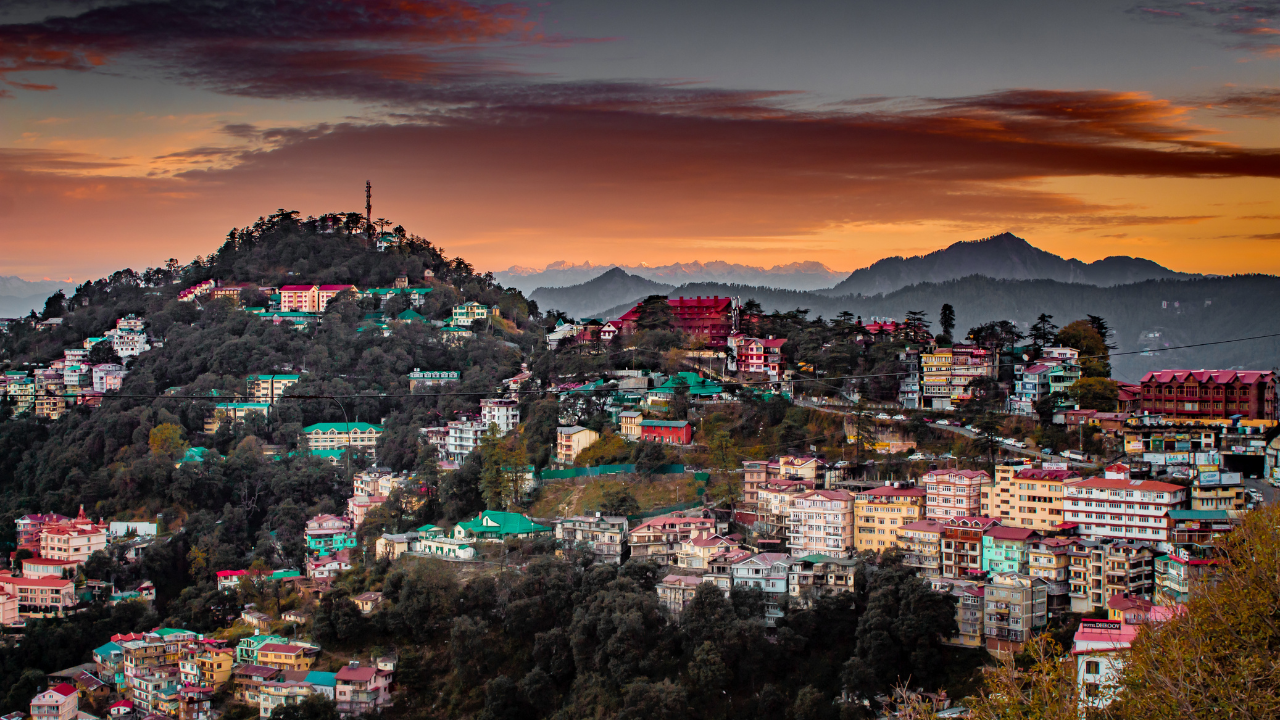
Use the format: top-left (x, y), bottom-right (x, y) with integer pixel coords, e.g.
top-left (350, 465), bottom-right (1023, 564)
top-left (479, 398), bottom-right (520, 435)
top-left (921, 345), bottom-right (997, 410)
top-left (787, 489), bottom-right (856, 558)
top-left (444, 418), bottom-right (487, 462)
top-left (1009, 358), bottom-right (1081, 416)
top-left (639, 419), bottom-right (693, 445)
top-left (451, 302), bottom-right (490, 325)
top-left (278, 285), bottom-right (357, 313)
top-left (178, 647), bottom-right (234, 690)
top-left (677, 531), bottom-right (740, 570)
top-left (93, 363), bottom-right (128, 393)
top-left (407, 369), bottom-right (460, 392)
top-left (982, 526), bottom-right (1040, 574)
top-left (705, 548), bottom-right (753, 595)
top-left (740, 455), bottom-right (843, 524)
top-left (730, 553), bottom-right (791, 625)
top-left (752, 478), bottom-right (815, 539)
top-left (555, 515), bottom-right (629, 564)
top-left (112, 331), bottom-right (151, 358)
top-left (30, 684), bottom-right (78, 720)
top-left (924, 469), bottom-right (989, 520)
top-left (786, 555), bottom-right (858, 607)
top-left (1101, 541), bottom-right (1156, 604)
top-left (726, 334), bottom-right (787, 376)
top-left (618, 411), bottom-right (643, 440)
top-left (1155, 544), bottom-right (1219, 605)
top-left (352, 468), bottom-right (410, 497)
top-left (260, 681), bottom-right (313, 718)
top-left (1027, 537), bottom-right (1073, 613)
top-left (301, 422), bottom-right (382, 454)
top-left (984, 464), bottom-right (1077, 529)
top-left (1191, 474), bottom-right (1246, 511)
top-left (628, 513), bottom-right (718, 566)
top-left (617, 296), bottom-right (736, 347)
top-left (1073, 618), bottom-right (1142, 712)
top-left (983, 572), bottom-right (1048, 658)
top-left (16, 513), bottom-right (71, 545)
top-left (555, 425), bottom-right (599, 465)
top-left (248, 374), bottom-right (299, 404)
top-left (0, 573), bottom-right (76, 615)
top-left (657, 575), bottom-right (704, 615)
top-left (94, 641), bottom-right (126, 689)
top-left (941, 516), bottom-right (998, 578)
top-left (1067, 538), bottom-right (1105, 612)
top-left (1063, 475), bottom-right (1188, 542)
top-left (896, 518), bottom-right (944, 577)
top-left (232, 664), bottom-right (280, 707)
top-left (130, 665), bottom-right (181, 715)
top-left (177, 686), bottom-right (214, 720)
top-left (897, 348), bottom-right (921, 409)
top-left (205, 402), bottom-right (271, 433)
top-left (933, 578), bottom-right (987, 648)
top-left (853, 486), bottom-right (926, 553)
top-left (1138, 369), bottom-right (1277, 420)
top-left (256, 643), bottom-right (316, 672)
top-left (304, 515), bottom-right (357, 556)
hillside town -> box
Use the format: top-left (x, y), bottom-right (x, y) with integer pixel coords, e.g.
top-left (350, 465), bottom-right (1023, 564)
top-left (2, 216), bottom-right (1279, 720)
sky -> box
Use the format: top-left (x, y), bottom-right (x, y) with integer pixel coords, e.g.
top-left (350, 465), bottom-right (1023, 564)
top-left (1, 0), bottom-right (1278, 281)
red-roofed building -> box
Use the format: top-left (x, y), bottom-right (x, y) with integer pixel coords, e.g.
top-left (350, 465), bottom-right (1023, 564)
top-left (1115, 381), bottom-right (1141, 413)
top-left (0, 572), bottom-right (77, 615)
top-left (31, 683), bottom-right (78, 720)
top-left (1138, 369), bottom-right (1277, 420)
top-left (854, 486), bottom-right (926, 553)
top-left (1064, 477), bottom-right (1188, 542)
top-left (923, 469), bottom-right (990, 520)
top-left (617, 296), bottom-right (736, 347)
top-left (334, 664), bottom-right (392, 715)
top-left (727, 334), bottom-right (787, 376)
top-left (677, 530), bottom-right (741, 570)
top-left (627, 513), bottom-right (719, 566)
top-left (15, 513), bottom-right (71, 545)
top-left (278, 285), bottom-right (357, 313)
top-left (784, 489), bottom-right (856, 557)
top-left (942, 517), bottom-right (1000, 578)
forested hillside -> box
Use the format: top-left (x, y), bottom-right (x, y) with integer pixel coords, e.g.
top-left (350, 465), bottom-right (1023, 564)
top-left (0, 211), bottom-right (547, 616)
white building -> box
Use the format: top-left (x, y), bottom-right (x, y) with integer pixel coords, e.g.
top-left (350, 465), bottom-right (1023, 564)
top-left (1072, 619), bottom-right (1137, 711)
top-left (112, 331), bottom-right (151, 358)
top-left (445, 418), bottom-right (488, 462)
top-left (93, 363), bottom-right (128, 393)
top-left (1063, 472), bottom-right (1188, 543)
top-left (479, 398), bottom-right (520, 435)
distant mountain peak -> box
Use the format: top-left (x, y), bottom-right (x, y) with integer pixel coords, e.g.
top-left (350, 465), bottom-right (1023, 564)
top-left (821, 232), bottom-right (1194, 297)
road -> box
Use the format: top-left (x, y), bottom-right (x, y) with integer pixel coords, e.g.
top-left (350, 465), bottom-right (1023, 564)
top-left (795, 399), bottom-right (1097, 469)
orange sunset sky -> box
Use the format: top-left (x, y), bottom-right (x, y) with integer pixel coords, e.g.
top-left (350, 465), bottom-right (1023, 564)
top-left (1, 0), bottom-right (1278, 281)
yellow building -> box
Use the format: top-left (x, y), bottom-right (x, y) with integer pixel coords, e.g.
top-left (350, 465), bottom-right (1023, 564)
top-left (255, 643), bottom-right (315, 672)
top-left (854, 486), bottom-right (926, 552)
top-left (180, 648), bottom-right (234, 690)
top-left (555, 425), bottom-right (599, 465)
top-left (1191, 482), bottom-right (1245, 511)
top-left (984, 466), bottom-right (1079, 530)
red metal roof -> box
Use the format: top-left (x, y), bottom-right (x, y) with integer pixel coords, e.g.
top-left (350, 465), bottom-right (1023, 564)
top-left (1014, 469), bottom-right (1080, 481)
top-left (857, 486), bottom-right (926, 498)
top-left (50, 683), bottom-right (77, 698)
top-left (984, 526), bottom-right (1040, 541)
top-left (278, 285), bottom-right (317, 292)
top-left (335, 666), bottom-right (378, 682)
top-left (1071, 477), bottom-right (1185, 492)
top-left (1141, 369), bottom-right (1274, 384)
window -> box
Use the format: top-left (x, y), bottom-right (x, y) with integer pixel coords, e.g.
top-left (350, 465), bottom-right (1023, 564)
top-left (1085, 660), bottom-right (1100, 675)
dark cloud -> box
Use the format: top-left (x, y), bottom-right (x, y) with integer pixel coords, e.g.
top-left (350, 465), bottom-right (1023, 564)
top-left (1202, 88), bottom-right (1280, 118)
top-left (1132, 1), bottom-right (1280, 55)
top-left (0, 0), bottom-right (544, 95)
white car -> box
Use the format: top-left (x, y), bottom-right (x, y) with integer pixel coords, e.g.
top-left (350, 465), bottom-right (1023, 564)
top-left (1014, 441), bottom-right (1028, 449)
top-left (936, 420), bottom-right (950, 426)
top-left (892, 414), bottom-right (907, 421)
top-left (965, 425), bottom-right (979, 432)
top-left (877, 413), bottom-right (891, 420)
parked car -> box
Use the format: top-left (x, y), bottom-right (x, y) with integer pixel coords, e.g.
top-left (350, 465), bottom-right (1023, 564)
top-left (892, 414), bottom-right (907, 421)
top-left (936, 420), bottom-right (950, 426)
top-left (876, 413), bottom-right (891, 420)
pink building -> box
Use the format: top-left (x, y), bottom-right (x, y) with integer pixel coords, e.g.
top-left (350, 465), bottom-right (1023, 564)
top-left (924, 469), bottom-right (990, 520)
top-left (334, 664), bottom-right (392, 715)
top-left (30, 683), bottom-right (78, 720)
top-left (786, 489), bottom-right (856, 558)
top-left (346, 495), bottom-right (387, 528)
top-left (0, 573), bottom-right (77, 613)
top-left (15, 513), bottom-right (71, 545)
top-left (278, 285), bottom-right (357, 313)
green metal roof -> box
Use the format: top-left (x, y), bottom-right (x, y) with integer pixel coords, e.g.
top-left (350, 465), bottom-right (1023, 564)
top-left (397, 309), bottom-right (424, 320)
top-left (652, 372), bottom-right (723, 395)
top-left (302, 422), bottom-right (382, 433)
top-left (181, 447), bottom-right (218, 464)
top-left (640, 419), bottom-right (690, 428)
top-left (1168, 509), bottom-right (1232, 520)
top-left (457, 510), bottom-right (551, 537)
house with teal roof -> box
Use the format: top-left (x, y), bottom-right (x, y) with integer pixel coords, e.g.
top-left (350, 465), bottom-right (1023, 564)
top-left (93, 641), bottom-right (126, 688)
top-left (302, 422), bottom-right (382, 453)
top-left (454, 511), bottom-right (551, 542)
top-left (305, 671), bottom-right (337, 699)
top-left (177, 446), bottom-right (219, 466)
top-left (645, 372), bottom-right (725, 408)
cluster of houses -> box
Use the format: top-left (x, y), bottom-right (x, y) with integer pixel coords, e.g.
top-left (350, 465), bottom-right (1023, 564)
top-left (0, 314), bottom-right (158, 419)
top-left (897, 343), bottom-right (998, 411)
top-left (0, 508), bottom-right (162, 626)
top-left (61, 626), bottom-right (393, 720)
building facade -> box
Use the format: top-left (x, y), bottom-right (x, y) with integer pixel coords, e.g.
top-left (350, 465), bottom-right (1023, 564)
top-left (853, 486), bottom-right (926, 553)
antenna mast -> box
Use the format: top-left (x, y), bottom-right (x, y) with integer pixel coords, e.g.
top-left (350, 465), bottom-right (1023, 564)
top-left (365, 180), bottom-right (372, 241)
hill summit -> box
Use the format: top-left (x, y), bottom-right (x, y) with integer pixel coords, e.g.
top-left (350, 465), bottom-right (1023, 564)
top-left (821, 232), bottom-right (1194, 296)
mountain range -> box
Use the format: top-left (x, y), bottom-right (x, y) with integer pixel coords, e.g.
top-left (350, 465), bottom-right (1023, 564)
top-left (0, 276), bottom-right (78, 319)
top-left (495, 259), bottom-right (848, 293)
top-left (819, 232), bottom-right (1197, 296)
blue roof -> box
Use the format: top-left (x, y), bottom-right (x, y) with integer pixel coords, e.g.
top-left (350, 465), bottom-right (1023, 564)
top-left (94, 641), bottom-right (122, 656)
top-left (305, 671), bottom-right (337, 687)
